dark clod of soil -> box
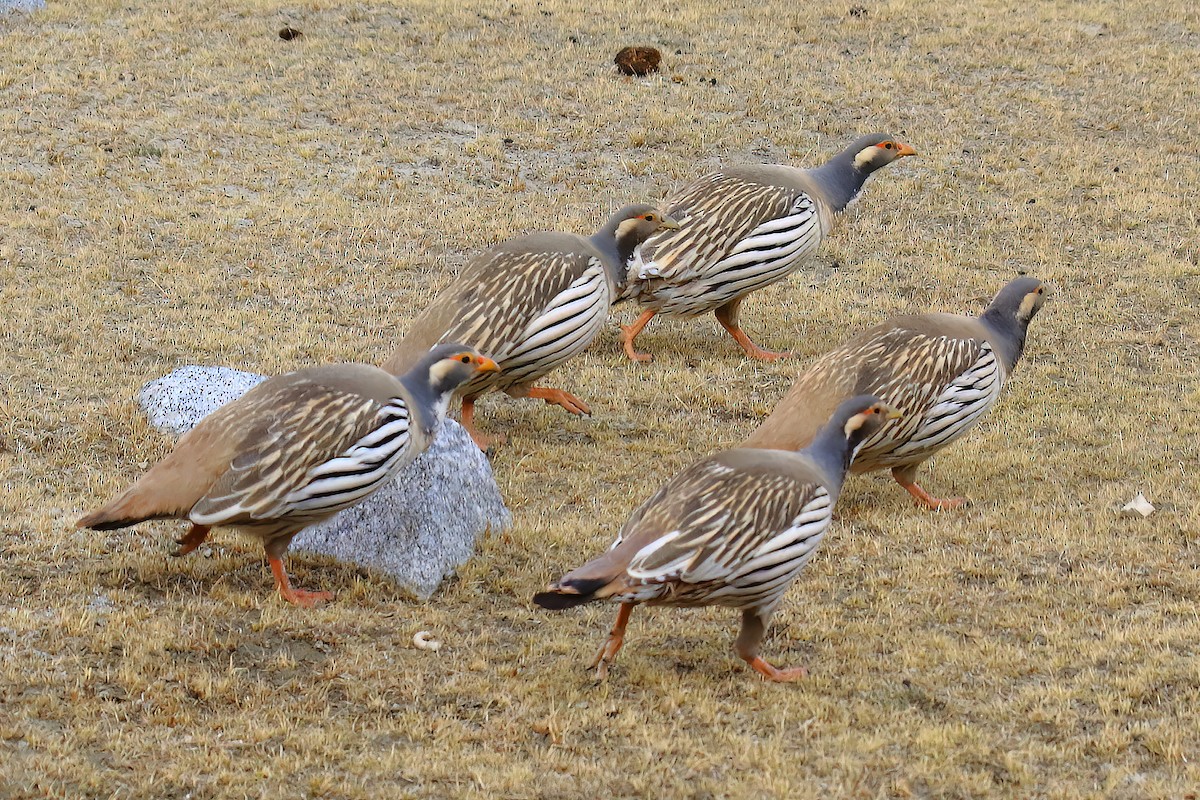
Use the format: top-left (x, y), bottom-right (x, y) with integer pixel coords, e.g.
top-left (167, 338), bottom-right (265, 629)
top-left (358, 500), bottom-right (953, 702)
top-left (279, 26), bottom-right (303, 41)
top-left (849, 5), bottom-right (869, 17)
top-left (615, 46), bottom-right (662, 77)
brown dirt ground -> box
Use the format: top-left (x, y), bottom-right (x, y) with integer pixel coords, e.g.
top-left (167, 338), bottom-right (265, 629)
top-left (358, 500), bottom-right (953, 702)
top-left (1, 0), bottom-right (1199, 797)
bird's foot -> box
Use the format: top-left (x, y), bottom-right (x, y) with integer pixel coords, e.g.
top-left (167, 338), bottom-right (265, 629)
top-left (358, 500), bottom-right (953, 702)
top-left (746, 656), bottom-right (808, 682)
top-left (590, 603), bottom-right (633, 680)
top-left (620, 329), bottom-right (654, 363)
top-left (525, 386), bottom-right (591, 416)
top-left (269, 556), bottom-right (332, 608)
top-left (620, 309), bottom-right (657, 363)
top-left (741, 343), bottom-right (792, 362)
top-left (590, 633), bottom-right (624, 681)
top-left (173, 524), bottom-right (210, 557)
top-left (460, 398), bottom-right (505, 451)
top-left (719, 322), bottom-right (791, 362)
top-left (278, 586), bottom-right (334, 608)
top-left (466, 427), bottom-right (506, 452)
top-left (901, 482), bottom-right (968, 510)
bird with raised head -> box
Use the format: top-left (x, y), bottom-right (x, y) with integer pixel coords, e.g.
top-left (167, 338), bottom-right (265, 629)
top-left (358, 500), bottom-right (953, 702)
top-left (533, 396), bottom-right (901, 682)
top-left (77, 344), bottom-right (499, 606)
top-left (382, 205), bottom-right (678, 449)
top-left (619, 134), bottom-right (916, 362)
top-left (741, 277), bottom-right (1048, 509)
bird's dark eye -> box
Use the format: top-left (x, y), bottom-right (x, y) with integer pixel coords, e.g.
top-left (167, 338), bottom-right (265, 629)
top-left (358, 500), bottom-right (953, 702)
top-left (460, 355), bottom-right (471, 364)
top-left (884, 142), bottom-right (894, 149)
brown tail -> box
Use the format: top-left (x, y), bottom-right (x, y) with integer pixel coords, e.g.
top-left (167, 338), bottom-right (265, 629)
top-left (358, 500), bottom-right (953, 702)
top-left (76, 488), bottom-right (172, 531)
top-left (532, 577), bottom-right (612, 610)
top-left (531, 548), bottom-right (630, 610)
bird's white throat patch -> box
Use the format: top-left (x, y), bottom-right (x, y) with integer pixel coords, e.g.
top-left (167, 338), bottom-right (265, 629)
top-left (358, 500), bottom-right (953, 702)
top-left (843, 412), bottom-right (869, 438)
top-left (853, 146), bottom-right (879, 170)
top-left (1018, 291), bottom-right (1043, 320)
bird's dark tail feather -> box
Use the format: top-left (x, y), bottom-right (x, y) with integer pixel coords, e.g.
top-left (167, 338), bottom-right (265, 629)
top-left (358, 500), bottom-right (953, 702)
top-left (76, 502), bottom-right (159, 531)
top-left (532, 577), bottom-right (611, 610)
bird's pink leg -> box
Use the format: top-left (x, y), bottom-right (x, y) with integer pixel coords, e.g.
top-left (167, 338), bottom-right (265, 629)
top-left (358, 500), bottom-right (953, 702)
top-left (269, 556), bottom-right (332, 608)
top-left (590, 602), bottom-right (634, 680)
top-left (745, 656), bottom-right (809, 682)
top-left (620, 310), bottom-right (657, 363)
top-left (891, 467), bottom-right (967, 510)
top-left (516, 386), bottom-right (591, 416)
top-left (174, 524), bottom-right (210, 557)
top-left (461, 396), bottom-right (505, 451)
top-left (714, 300), bottom-right (790, 361)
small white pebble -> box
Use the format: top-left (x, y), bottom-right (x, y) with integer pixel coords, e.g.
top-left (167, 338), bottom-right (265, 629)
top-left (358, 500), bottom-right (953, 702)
top-left (412, 631), bottom-right (441, 652)
top-left (1120, 492), bottom-right (1155, 518)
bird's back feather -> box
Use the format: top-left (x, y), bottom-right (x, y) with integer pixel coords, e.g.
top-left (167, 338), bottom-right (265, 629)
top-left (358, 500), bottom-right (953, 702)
top-left (742, 313), bottom-right (1006, 470)
top-left (381, 234), bottom-right (607, 388)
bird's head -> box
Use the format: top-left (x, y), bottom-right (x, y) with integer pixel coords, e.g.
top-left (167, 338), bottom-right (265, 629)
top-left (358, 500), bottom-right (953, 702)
top-left (988, 276), bottom-right (1049, 326)
top-left (610, 204), bottom-right (681, 247)
top-left (835, 395), bottom-right (904, 456)
top-left (596, 204), bottom-right (681, 289)
top-left (409, 343), bottom-right (500, 405)
top-left (850, 134), bottom-right (918, 173)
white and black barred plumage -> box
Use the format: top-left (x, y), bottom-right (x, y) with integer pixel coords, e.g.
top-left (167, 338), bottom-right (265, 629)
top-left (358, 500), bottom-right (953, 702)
top-left (533, 396), bottom-right (899, 681)
top-left (425, 248), bottom-right (612, 399)
top-left (618, 135), bottom-right (916, 363)
top-left (189, 387), bottom-right (417, 531)
top-left (623, 171), bottom-right (827, 317)
top-left (381, 206), bottom-right (676, 444)
top-left (742, 277), bottom-right (1048, 507)
top-left (611, 463), bottom-right (835, 615)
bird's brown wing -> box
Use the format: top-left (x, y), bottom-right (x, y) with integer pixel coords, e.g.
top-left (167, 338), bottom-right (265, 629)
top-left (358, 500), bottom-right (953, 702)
top-left (383, 244), bottom-right (601, 376)
top-left (189, 382), bottom-right (407, 527)
top-left (745, 319), bottom-right (998, 455)
top-left (847, 328), bottom-right (1003, 468)
top-left (627, 172), bottom-right (812, 293)
top-left (615, 454), bottom-right (832, 588)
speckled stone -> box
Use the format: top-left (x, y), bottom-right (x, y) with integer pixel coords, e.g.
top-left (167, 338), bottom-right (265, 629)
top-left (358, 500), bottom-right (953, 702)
top-left (139, 366), bottom-right (268, 435)
top-left (0, 0), bottom-right (46, 11)
top-left (137, 365), bottom-right (511, 599)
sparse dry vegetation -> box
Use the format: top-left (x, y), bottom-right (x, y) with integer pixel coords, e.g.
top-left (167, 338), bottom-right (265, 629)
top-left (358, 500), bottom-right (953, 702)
top-left (2, 0), bottom-right (1199, 797)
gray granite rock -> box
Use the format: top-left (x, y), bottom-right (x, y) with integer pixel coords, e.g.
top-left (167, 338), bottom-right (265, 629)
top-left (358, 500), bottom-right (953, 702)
top-left (139, 365), bottom-right (268, 435)
top-left (291, 420), bottom-right (509, 599)
top-left (137, 365), bottom-right (511, 599)
top-left (0, 0), bottom-right (46, 12)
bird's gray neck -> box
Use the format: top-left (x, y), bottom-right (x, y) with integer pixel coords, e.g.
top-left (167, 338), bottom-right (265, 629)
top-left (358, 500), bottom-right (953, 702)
top-left (978, 309), bottom-right (1028, 372)
top-left (806, 153), bottom-right (872, 215)
top-left (398, 374), bottom-right (443, 437)
top-left (588, 225), bottom-right (632, 292)
top-left (802, 424), bottom-right (855, 501)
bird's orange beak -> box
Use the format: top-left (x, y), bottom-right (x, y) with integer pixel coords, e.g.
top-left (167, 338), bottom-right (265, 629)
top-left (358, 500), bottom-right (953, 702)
top-left (894, 142), bottom-right (918, 158)
top-left (474, 356), bottom-right (501, 373)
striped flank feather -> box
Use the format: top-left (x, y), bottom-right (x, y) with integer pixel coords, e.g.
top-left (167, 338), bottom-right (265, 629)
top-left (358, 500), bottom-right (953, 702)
top-left (283, 401), bottom-right (413, 513)
top-left (607, 457), bottom-right (836, 612)
top-left (842, 336), bottom-right (1006, 472)
top-left (470, 260), bottom-right (609, 391)
top-left (627, 173), bottom-right (825, 317)
top-left (189, 389), bottom-right (417, 528)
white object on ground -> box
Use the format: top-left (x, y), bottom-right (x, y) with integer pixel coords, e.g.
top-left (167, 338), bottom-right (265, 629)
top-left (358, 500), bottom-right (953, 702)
top-left (1120, 492), bottom-right (1155, 519)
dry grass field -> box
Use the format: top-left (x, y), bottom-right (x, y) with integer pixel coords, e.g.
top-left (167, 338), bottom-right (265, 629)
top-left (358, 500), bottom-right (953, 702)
top-left (2, 0), bottom-right (1199, 796)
